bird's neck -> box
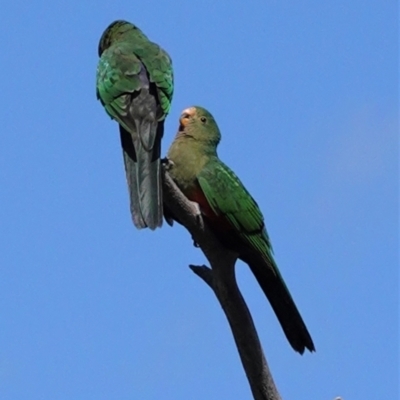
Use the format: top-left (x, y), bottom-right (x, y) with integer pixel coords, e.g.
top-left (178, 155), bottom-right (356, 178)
top-left (167, 135), bottom-right (216, 194)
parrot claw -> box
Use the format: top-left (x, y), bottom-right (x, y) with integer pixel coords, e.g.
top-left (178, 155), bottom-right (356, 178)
top-left (161, 157), bottom-right (174, 171)
top-left (191, 200), bottom-right (201, 215)
top-left (190, 201), bottom-right (204, 230)
top-left (192, 236), bottom-right (200, 248)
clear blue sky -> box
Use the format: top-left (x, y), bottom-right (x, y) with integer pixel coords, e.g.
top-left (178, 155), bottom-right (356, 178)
top-left (0, 1), bottom-right (397, 399)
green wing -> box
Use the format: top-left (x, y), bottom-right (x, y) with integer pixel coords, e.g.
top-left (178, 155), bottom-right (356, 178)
top-left (134, 43), bottom-right (174, 118)
top-left (96, 41), bottom-right (142, 124)
top-left (96, 39), bottom-right (173, 122)
top-left (198, 159), bottom-right (315, 354)
top-left (197, 160), bottom-right (276, 266)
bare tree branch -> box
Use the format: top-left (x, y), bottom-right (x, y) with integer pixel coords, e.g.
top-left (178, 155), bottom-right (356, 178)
top-left (163, 169), bottom-right (282, 400)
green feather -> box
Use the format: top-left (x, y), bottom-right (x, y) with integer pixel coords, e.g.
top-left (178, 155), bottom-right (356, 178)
top-left (96, 39), bottom-right (173, 124)
top-left (198, 160), bottom-right (277, 272)
top-left (167, 106), bottom-right (315, 353)
top-left (96, 20), bottom-right (174, 230)
top-left (96, 20), bottom-right (173, 119)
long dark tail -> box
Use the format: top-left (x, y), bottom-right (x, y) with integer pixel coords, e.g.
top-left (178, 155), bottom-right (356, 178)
top-left (119, 123), bottom-right (163, 230)
top-left (245, 254), bottom-right (315, 354)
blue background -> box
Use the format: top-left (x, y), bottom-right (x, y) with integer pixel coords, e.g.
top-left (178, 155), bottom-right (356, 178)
top-left (1, 1), bottom-right (398, 399)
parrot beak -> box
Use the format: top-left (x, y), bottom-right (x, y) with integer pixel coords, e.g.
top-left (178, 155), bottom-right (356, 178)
top-left (179, 107), bottom-right (195, 130)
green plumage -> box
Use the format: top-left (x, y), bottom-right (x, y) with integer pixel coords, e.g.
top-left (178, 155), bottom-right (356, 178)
top-left (198, 162), bottom-right (276, 263)
top-left (168, 106), bottom-right (315, 354)
top-left (96, 20), bottom-right (173, 229)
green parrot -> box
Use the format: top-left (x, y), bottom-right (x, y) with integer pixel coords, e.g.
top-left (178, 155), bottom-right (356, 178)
top-left (167, 106), bottom-right (315, 354)
top-left (96, 20), bottom-right (173, 229)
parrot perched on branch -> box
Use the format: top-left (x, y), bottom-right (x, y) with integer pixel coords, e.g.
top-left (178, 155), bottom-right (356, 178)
top-left (167, 106), bottom-right (315, 354)
top-left (96, 20), bottom-right (173, 229)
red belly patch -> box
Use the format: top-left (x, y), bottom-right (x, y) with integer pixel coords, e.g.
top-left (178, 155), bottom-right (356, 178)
top-left (187, 182), bottom-right (232, 231)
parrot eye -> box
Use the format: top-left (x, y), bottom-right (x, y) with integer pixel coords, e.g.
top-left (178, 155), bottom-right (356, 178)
top-left (200, 116), bottom-right (207, 123)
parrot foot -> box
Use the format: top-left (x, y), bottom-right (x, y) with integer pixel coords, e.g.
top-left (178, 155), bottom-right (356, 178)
top-left (161, 157), bottom-right (174, 171)
top-left (191, 236), bottom-right (200, 248)
top-left (190, 201), bottom-right (204, 229)
top-left (187, 201), bottom-right (203, 247)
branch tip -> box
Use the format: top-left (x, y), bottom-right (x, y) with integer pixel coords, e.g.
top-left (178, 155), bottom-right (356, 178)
top-left (189, 264), bottom-right (214, 287)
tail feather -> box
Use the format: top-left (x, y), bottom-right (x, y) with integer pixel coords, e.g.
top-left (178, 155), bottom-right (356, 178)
top-left (246, 255), bottom-right (315, 354)
top-left (121, 147), bottom-right (146, 229)
top-left (135, 121), bottom-right (163, 229)
top-left (119, 125), bottom-right (163, 230)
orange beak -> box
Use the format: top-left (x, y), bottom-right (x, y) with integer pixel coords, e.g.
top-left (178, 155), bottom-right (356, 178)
top-left (179, 107), bottom-right (196, 128)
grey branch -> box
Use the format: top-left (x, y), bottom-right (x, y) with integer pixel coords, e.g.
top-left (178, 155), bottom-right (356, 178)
top-left (163, 169), bottom-right (282, 400)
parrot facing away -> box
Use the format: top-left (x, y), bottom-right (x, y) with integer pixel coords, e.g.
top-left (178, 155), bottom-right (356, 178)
top-left (167, 106), bottom-right (315, 354)
top-left (96, 20), bottom-right (173, 229)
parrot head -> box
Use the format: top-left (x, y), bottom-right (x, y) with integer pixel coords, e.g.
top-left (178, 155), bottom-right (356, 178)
top-left (98, 20), bottom-right (147, 56)
top-left (178, 106), bottom-right (221, 146)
